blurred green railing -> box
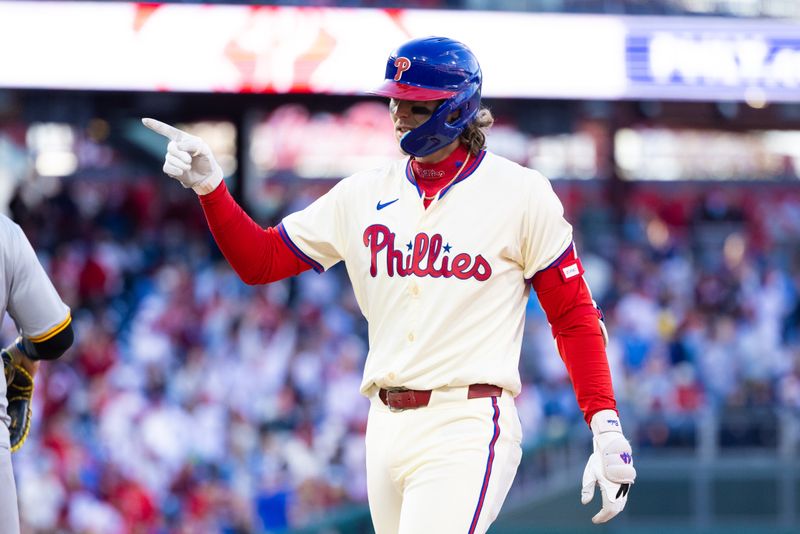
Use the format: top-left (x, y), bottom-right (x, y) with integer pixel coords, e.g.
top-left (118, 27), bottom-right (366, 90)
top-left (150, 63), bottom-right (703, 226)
top-left (286, 504), bottom-right (373, 534)
top-left (495, 408), bottom-right (800, 534)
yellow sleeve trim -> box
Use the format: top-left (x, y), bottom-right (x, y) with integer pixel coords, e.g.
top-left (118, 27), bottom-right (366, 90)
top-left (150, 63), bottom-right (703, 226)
top-left (28, 313), bottom-right (72, 343)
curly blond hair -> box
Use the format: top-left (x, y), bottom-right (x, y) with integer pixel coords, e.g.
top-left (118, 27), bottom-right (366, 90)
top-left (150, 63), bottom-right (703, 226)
top-left (459, 107), bottom-right (494, 156)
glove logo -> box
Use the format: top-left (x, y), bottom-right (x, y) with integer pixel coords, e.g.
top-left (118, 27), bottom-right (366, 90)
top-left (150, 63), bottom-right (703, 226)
top-left (620, 451), bottom-right (632, 464)
top-left (394, 57), bottom-right (411, 81)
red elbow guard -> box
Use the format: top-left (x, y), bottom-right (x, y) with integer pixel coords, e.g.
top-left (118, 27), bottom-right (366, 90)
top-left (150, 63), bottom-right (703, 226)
top-left (532, 248), bottom-right (598, 337)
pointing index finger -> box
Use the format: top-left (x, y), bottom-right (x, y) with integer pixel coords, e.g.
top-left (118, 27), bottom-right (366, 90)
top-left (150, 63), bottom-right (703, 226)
top-left (142, 117), bottom-right (185, 141)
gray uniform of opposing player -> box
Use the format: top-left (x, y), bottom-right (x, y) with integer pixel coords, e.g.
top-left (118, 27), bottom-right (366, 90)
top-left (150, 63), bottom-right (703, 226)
top-left (0, 213), bottom-right (71, 534)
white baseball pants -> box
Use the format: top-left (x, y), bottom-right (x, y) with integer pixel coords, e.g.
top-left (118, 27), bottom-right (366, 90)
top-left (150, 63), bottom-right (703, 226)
top-left (366, 387), bottom-right (522, 534)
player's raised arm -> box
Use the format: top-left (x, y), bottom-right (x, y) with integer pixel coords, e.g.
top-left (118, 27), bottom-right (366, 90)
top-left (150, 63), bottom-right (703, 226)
top-left (142, 118), bottom-right (224, 196)
top-left (142, 118), bottom-right (311, 283)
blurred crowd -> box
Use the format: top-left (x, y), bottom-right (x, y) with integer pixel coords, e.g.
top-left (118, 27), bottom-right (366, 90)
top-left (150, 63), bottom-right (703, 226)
top-left (552, 184), bottom-right (800, 450)
top-left (6, 173), bottom-right (379, 533)
top-left (3, 165), bottom-right (800, 533)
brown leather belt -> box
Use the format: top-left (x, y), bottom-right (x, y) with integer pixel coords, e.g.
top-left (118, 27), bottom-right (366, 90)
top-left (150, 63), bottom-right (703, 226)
top-left (379, 384), bottom-right (502, 412)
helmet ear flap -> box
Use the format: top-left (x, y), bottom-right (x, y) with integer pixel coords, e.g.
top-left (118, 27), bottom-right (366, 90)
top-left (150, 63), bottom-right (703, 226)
top-left (399, 83), bottom-right (480, 157)
top-left (447, 86), bottom-right (480, 130)
top-left (399, 100), bottom-right (456, 157)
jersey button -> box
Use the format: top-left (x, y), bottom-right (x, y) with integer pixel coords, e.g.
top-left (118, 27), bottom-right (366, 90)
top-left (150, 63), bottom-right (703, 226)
top-left (407, 332), bottom-right (415, 342)
top-left (410, 284), bottom-right (420, 297)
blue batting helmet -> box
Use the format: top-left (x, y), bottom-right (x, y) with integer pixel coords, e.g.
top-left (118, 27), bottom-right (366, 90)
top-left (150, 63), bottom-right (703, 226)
top-left (370, 36), bottom-right (482, 158)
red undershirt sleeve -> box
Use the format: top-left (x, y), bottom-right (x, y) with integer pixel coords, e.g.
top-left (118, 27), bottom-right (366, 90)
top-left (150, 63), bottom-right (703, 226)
top-left (197, 182), bottom-right (312, 284)
top-left (532, 249), bottom-right (617, 425)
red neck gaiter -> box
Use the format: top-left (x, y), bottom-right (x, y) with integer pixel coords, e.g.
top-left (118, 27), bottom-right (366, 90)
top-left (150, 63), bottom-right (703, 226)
top-left (410, 143), bottom-right (470, 208)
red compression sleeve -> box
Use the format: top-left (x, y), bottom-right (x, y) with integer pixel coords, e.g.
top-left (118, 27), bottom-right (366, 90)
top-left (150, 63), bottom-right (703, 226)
top-left (532, 247), bottom-right (616, 425)
top-left (198, 182), bottom-right (312, 284)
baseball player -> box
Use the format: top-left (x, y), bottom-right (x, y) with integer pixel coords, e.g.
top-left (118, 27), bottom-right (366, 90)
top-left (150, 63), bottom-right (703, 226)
top-left (0, 212), bottom-right (74, 534)
top-left (144, 36), bottom-right (636, 534)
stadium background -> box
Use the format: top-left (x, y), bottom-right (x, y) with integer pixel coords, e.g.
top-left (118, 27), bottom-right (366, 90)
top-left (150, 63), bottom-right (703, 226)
top-left (1, 1), bottom-right (800, 533)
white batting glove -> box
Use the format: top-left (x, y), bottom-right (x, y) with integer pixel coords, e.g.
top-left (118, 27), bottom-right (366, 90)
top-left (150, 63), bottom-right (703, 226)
top-left (142, 118), bottom-right (223, 195)
top-left (581, 409), bottom-right (636, 524)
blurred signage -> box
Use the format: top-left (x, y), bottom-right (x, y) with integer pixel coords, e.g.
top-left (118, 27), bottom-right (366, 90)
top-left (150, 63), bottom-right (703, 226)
top-left (615, 128), bottom-right (800, 181)
top-left (0, 2), bottom-right (624, 98)
top-left (625, 18), bottom-right (800, 102)
top-left (250, 102), bottom-right (399, 179)
top-left (0, 2), bottom-right (799, 102)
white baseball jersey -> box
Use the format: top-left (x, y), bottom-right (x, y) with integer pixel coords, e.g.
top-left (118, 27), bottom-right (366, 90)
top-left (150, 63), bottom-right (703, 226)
top-left (279, 151), bottom-right (572, 397)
